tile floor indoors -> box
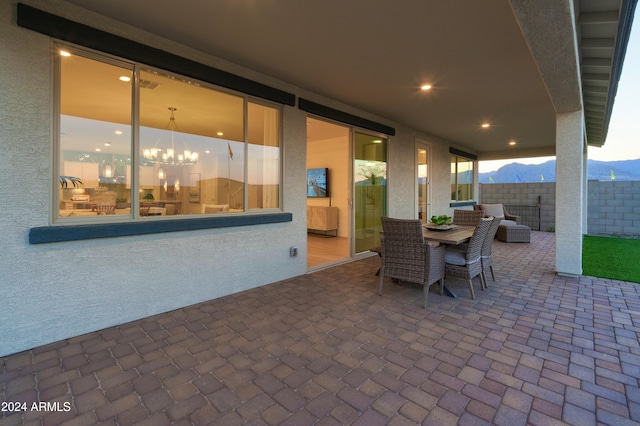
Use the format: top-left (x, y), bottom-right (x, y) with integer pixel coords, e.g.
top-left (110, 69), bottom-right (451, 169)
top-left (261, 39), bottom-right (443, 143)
top-left (2, 231), bottom-right (640, 425)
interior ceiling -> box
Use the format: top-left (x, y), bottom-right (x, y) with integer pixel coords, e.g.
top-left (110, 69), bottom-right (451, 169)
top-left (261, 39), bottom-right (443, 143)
top-left (62, 0), bottom-right (629, 159)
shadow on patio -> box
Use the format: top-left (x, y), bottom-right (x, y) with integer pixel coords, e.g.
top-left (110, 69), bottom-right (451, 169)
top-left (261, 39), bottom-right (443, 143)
top-left (2, 231), bottom-right (640, 425)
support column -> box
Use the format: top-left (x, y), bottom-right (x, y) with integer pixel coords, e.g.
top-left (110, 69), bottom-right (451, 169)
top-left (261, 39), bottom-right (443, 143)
top-left (555, 110), bottom-right (585, 276)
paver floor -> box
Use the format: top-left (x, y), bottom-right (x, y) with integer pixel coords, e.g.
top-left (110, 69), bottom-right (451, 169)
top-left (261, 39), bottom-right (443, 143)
top-left (2, 231), bottom-right (640, 425)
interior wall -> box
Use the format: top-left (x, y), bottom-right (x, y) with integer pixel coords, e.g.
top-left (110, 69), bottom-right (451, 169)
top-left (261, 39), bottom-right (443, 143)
top-left (307, 135), bottom-right (349, 238)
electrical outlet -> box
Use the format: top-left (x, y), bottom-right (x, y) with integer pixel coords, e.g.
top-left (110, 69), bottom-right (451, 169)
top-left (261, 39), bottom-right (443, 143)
top-left (290, 246), bottom-right (298, 257)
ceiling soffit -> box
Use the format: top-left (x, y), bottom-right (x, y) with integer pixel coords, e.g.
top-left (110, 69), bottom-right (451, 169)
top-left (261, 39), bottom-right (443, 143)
top-left (577, 0), bottom-right (638, 147)
top-left (47, 1), bottom-right (637, 155)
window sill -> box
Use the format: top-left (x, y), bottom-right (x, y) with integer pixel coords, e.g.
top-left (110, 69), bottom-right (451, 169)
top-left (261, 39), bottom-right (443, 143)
top-left (29, 213), bottom-right (293, 244)
top-left (450, 201), bottom-right (477, 208)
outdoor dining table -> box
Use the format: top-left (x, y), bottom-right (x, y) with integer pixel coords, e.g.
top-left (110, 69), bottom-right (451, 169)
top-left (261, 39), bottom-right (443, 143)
top-left (423, 224), bottom-right (476, 298)
top-left (422, 225), bottom-right (475, 245)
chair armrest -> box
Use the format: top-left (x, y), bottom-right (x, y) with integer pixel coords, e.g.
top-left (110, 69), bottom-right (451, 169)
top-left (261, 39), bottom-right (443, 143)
top-left (426, 243), bottom-right (445, 265)
top-left (505, 213), bottom-right (520, 223)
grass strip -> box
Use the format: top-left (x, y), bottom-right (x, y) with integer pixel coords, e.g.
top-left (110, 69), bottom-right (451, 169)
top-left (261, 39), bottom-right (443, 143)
top-left (583, 235), bottom-right (640, 283)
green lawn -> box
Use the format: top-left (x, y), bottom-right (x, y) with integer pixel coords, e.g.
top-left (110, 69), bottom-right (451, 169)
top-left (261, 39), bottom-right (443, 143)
top-left (583, 235), bottom-right (640, 283)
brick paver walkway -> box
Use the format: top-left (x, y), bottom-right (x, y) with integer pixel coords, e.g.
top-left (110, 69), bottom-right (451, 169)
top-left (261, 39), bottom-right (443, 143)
top-left (2, 231), bottom-right (640, 425)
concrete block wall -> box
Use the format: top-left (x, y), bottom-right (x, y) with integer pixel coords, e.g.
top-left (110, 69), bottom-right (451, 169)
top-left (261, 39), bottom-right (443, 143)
top-left (480, 181), bottom-right (640, 236)
top-left (588, 180), bottom-right (640, 236)
top-left (479, 182), bottom-right (556, 231)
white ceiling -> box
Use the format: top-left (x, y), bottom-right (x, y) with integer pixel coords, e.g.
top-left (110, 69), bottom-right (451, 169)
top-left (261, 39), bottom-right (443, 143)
top-left (62, 0), bottom-right (632, 159)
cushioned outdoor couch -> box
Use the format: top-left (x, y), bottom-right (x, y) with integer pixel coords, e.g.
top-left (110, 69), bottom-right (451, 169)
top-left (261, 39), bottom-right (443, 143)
top-left (474, 203), bottom-right (519, 226)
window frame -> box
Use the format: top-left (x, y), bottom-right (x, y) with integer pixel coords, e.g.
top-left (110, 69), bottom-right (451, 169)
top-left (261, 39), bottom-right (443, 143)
top-left (53, 43), bottom-right (283, 225)
top-left (449, 148), bottom-right (477, 206)
top-left (34, 42), bottom-right (290, 244)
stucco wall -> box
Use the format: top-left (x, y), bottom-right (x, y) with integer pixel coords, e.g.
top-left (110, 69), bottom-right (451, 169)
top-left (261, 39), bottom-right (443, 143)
top-left (0, 0), bottom-right (307, 357)
top-left (0, 0), bottom-right (466, 356)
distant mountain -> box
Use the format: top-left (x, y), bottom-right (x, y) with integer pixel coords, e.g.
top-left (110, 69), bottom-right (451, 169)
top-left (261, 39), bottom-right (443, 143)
top-left (479, 159), bottom-right (640, 183)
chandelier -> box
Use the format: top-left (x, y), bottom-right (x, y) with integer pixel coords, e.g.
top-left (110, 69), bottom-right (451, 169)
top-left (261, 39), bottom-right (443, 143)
top-left (143, 107), bottom-right (199, 165)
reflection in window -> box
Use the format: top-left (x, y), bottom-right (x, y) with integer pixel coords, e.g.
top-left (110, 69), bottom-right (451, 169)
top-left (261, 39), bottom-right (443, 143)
top-left (451, 155), bottom-right (474, 202)
top-left (139, 69), bottom-right (245, 215)
top-left (354, 133), bottom-right (387, 253)
top-left (248, 102), bottom-right (280, 209)
top-left (55, 45), bottom-right (281, 222)
top-left (58, 52), bottom-right (133, 218)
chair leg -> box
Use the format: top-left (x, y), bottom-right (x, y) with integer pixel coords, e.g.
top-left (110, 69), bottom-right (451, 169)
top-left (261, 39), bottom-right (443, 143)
top-left (481, 271), bottom-right (487, 290)
top-left (378, 273), bottom-right (384, 296)
top-left (439, 278), bottom-right (444, 296)
top-left (490, 265), bottom-right (496, 281)
top-left (423, 285), bottom-right (429, 309)
top-left (467, 279), bottom-right (476, 300)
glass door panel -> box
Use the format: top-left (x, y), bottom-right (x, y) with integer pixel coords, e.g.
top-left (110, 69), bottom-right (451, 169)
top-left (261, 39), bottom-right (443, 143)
top-left (417, 145), bottom-right (429, 224)
top-left (354, 132), bottom-right (387, 254)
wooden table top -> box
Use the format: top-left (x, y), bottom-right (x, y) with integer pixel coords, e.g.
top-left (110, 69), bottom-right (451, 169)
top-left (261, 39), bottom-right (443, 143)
top-left (423, 225), bottom-right (475, 245)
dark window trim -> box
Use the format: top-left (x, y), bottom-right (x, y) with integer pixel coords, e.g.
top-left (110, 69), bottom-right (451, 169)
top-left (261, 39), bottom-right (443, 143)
top-left (29, 213), bottom-right (293, 244)
top-left (16, 3), bottom-right (295, 106)
top-left (449, 147), bottom-right (477, 161)
top-left (450, 201), bottom-right (476, 208)
top-left (299, 98), bottom-right (395, 136)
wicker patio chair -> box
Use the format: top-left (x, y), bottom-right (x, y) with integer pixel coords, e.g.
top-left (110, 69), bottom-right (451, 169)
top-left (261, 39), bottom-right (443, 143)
top-left (448, 215), bottom-right (503, 287)
top-left (379, 217), bottom-right (445, 308)
top-left (444, 217), bottom-right (492, 300)
top-left (480, 215), bottom-right (503, 286)
top-left (452, 209), bottom-right (484, 226)
top-left (474, 204), bottom-right (520, 225)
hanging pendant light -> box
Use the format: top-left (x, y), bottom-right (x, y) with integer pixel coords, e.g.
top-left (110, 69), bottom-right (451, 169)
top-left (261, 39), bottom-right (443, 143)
top-left (143, 107), bottom-right (199, 166)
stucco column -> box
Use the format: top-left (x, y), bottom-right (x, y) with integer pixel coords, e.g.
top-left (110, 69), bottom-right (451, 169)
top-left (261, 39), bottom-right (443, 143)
top-left (555, 110), bottom-right (585, 276)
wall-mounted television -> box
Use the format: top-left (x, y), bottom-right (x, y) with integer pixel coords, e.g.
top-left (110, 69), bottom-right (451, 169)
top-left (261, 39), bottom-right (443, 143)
top-left (307, 168), bottom-right (329, 198)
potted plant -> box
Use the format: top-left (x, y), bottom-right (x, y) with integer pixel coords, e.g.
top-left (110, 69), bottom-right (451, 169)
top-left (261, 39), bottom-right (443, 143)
top-left (427, 214), bottom-right (455, 230)
top-left (116, 197), bottom-right (130, 209)
top-left (59, 176), bottom-right (83, 189)
top-left (430, 215), bottom-right (452, 226)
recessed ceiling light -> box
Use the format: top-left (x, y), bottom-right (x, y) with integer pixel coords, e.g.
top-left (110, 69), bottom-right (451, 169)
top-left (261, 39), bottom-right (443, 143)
top-left (119, 76), bottom-right (131, 82)
top-left (217, 132), bottom-right (224, 136)
top-left (104, 143), bottom-right (111, 147)
top-left (60, 50), bottom-right (71, 57)
top-left (372, 139), bottom-right (382, 144)
top-left (115, 130), bottom-right (122, 135)
top-left (420, 84), bottom-right (432, 91)
top-left (95, 148), bottom-right (101, 152)
top-left (509, 140), bottom-right (517, 146)
top-left (481, 123), bottom-right (490, 129)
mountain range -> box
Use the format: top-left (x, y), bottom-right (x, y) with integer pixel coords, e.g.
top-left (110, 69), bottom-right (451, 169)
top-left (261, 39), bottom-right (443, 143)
top-left (479, 159), bottom-right (640, 183)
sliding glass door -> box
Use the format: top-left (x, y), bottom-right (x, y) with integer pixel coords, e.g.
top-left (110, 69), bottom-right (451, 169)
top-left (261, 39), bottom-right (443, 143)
top-left (417, 142), bottom-right (430, 224)
top-left (354, 132), bottom-right (387, 254)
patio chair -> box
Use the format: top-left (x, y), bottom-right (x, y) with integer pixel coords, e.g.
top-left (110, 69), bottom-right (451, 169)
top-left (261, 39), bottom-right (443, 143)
top-left (379, 217), bottom-right (445, 308)
top-left (453, 209), bottom-right (484, 226)
top-left (444, 217), bottom-right (492, 299)
top-left (448, 215), bottom-right (503, 287)
top-left (474, 203), bottom-right (520, 226)
top-left (480, 215), bottom-right (503, 286)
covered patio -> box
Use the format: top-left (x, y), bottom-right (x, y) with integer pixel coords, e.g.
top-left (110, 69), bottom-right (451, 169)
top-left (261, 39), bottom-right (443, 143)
top-left (3, 232), bottom-right (639, 425)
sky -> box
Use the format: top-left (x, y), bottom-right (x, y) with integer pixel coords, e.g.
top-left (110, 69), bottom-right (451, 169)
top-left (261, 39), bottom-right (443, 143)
top-left (480, 11), bottom-right (640, 173)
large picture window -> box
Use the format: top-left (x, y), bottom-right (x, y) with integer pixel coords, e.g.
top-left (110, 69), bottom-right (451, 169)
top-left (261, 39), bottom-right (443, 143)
top-left (55, 45), bottom-right (281, 221)
top-left (450, 154), bottom-right (474, 202)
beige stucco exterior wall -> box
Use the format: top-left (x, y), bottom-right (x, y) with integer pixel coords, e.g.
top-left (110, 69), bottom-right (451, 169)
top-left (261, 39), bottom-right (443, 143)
top-left (0, 0), bottom-right (309, 356)
top-left (0, 0), bottom-right (465, 356)
top-left (555, 110), bottom-right (585, 276)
